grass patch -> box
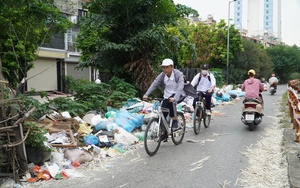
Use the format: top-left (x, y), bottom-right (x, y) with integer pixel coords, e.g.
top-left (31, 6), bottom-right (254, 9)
top-left (279, 92), bottom-right (292, 129)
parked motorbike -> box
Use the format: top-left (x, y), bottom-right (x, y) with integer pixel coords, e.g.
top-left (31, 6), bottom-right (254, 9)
top-left (269, 82), bottom-right (277, 95)
top-left (241, 98), bottom-right (263, 131)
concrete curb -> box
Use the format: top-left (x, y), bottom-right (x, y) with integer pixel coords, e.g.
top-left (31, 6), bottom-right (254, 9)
top-left (284, 129), bottom-right (300, 188)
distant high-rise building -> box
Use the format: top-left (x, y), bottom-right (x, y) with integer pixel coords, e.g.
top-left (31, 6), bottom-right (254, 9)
top-left (233, 0), bottom-right (281, 43)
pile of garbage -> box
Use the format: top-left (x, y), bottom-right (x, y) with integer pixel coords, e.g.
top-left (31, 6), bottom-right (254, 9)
top-left (1, 98), bottom-right (158, 187)
top-left (1, 85), bottom-right (245, 187)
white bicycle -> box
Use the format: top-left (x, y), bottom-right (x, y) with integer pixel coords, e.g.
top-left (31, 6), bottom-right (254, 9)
top-left (143, 98), bottom-right (186, 156)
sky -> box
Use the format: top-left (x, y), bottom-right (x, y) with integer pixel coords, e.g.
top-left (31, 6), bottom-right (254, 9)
top-left (173, 0), bottom-right (300, 47)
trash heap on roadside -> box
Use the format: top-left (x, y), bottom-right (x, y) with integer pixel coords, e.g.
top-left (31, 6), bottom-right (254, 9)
top-left (1, 85), bottom-right (245, 187)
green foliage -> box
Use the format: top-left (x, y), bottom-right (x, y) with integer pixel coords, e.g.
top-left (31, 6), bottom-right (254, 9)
top-left (0, 0), bottom-right (72, 87)
top-left (108, 77), bottom-right (137, 97)
top-left (177, 20), bottom-right (243, 69)
top-left (76, 0), bottom-right (198, 94)
top-left (230, 39), bottom-right (273, 84)
top-left (289, 72), bottom-right (300, 80)
top-left (209, 69), bottom-right (225, 87)
top-left (21, 95), bottom-right (50, 119)
top-left (21, 76), bottom-right (138, 118)
top-left (265, 44), bottom-right (300, 83)
top-left (48, 97), bottom-right (88, 117)
top-left (23, 122), bottom-right (52, 152)
top-left (64, 76), bottom-right (137, 112)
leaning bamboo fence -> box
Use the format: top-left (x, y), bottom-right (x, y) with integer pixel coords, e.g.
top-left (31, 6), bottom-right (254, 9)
top-left (288, 79), bottom-right (300, 142)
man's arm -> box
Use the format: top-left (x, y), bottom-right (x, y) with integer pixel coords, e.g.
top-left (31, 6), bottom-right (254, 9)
top-left (144, 73), bottom-right (164, 97)
top-left (241, 81), bottom-right (246, 91)
top-left (190, 73), bottom-right (200, 87)
top-left (259, 82), bottom-right (264, 91)
top-left (210, 73), bottom-right (216, 90)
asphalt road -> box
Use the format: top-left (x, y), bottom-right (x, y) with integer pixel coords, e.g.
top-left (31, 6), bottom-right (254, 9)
top-left (29, 85), bottom-right (286, 188)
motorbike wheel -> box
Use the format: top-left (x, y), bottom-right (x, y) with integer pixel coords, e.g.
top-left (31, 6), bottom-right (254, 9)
top-left (248, 123), bottom-right (255, 131)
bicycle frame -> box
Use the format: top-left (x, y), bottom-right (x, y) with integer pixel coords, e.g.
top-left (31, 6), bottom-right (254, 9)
top-left (155, 101), bottom-right (174, 135)
top-left (193, 94), bottom-right (211, 135)
top-left (144, 98), bottom-right (186, 156)
top-left (195, 96), bottom-right (206, 114)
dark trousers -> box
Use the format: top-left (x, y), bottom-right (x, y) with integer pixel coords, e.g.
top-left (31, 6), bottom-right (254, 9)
top-left (162, 99), bottom-right (177, 119)
top-left (193, 91), bottom-right (213, 111)
top-left (270, 83), bottom-right (277, 90)
top-left (161, 96), bottom-right (178, 134)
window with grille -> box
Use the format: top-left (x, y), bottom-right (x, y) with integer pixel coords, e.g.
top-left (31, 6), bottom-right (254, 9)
top-left (67, 30), bottom-right (79, 53)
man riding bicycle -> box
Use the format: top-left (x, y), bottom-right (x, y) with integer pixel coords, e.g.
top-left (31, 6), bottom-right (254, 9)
top-left (191, 64), bottom-right (216, 115)
top-left (143, 58), bottom-right (185, 141)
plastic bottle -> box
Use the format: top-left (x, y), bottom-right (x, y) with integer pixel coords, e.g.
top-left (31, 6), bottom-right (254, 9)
top-left (141, 124), bottom-right (147, 131)
top-left (134, 132), bottom-right (144, 141)
top-left (92, 145), bottom-right (101, 155)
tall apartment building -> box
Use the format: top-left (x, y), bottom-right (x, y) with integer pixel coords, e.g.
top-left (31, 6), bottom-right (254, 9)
top-left (233, 0), bottom-right (281, 44)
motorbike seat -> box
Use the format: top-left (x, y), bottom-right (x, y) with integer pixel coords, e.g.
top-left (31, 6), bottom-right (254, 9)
top-left (243, 98), bottom-right (261, 104)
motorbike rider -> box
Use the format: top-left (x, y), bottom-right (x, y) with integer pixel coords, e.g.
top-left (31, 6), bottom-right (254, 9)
top-left (268, 73), bottom-right (279, 90)
top-left (241, 69), bottom-right (264, 108)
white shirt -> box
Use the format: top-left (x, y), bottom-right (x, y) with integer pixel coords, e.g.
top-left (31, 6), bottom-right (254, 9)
top-left (269, 77), bottom-right (278, 85)
top-left (163, 71), bottom-right (177, 99)
top-left (191, 73), bottom-right (216, 92)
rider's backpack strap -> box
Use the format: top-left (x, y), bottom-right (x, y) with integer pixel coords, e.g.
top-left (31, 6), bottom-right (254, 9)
top-left (194, 73), bottom-right (211, 90)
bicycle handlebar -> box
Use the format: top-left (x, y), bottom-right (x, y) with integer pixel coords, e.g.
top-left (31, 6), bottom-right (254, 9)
top-left (143, 97), bottom-right (163, 102)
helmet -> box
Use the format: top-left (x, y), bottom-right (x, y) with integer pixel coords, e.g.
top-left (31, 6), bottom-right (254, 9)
top-left (248, 69), bottom-right (255, 76)
top-left (201, 64), bottom-right (209, 69)
top-left (160, 58), bottom-right (174, 66)
top-left (272, 73), bottom-right (275, 77)
top-left (216, 90), bottom-right (223, 98)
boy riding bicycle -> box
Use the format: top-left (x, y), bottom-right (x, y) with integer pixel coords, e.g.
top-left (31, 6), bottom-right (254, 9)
top-left (191, 64), bottom-right (216, 115)
top-left (143, 58), bottom-right (185, 141)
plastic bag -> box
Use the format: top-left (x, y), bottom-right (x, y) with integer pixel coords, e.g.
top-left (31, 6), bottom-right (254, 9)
top-left (94, 120), bottom-right (116, 131)
top-left (113, 110), bottom-right (144, 132)
top-left (114, 127), bottom-right (139, 145)
top-left (123, 98), bottom-right (141, 108)
top-left (64, 149), bottom-right (93, 163)
top-left (83, 134), bottom-right (99, 145)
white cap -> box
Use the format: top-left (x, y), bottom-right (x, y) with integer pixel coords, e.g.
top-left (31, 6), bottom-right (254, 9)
top-left (160, 58), bottom-right (174, 66)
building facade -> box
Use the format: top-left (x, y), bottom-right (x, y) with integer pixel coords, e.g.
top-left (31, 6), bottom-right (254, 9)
top-left (27, 0), bottom-right (93, 93)
top-left (233, 0), bottom-right (281, 45)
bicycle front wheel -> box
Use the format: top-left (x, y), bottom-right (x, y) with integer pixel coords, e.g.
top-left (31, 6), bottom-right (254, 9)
top-left (171, 112), bottom-right (186, 145)
top-left (203, 113), bottom-right (211, 128)
top-left (193, 105), bottom-right (202, 135)
top-left (144, 118), bottom-right (161, 156)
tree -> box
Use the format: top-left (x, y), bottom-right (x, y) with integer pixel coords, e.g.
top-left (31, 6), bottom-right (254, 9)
top-left (265, 44), bottom-right (300, 82)
top-left (177, 20), bottom-right (243, 71)
top-left (230, 39), bottom-right (273, 84)
top-left (0, 0), bottom-right (72, 87)
top-left (76, 0), bottom-right (198, 95)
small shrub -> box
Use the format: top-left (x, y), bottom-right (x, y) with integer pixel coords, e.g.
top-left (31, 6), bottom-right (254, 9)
top-left (48, 97), bottom-right (88, 117)
top-left (64, 76), bottom-right (138, 112)
top-left (23, 122), bottom-right (52, 152)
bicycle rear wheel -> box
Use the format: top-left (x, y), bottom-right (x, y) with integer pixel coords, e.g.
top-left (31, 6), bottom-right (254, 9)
top-left (193, 105), bottom-right (202, 135)
top-left (171, 112), bottom-right (186, 145)
top-left (144, 118), bottom-right (161, 156)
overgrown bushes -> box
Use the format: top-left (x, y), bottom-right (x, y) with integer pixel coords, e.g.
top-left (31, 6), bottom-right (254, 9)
top-left (23, 76), bottom-right (138, 118)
